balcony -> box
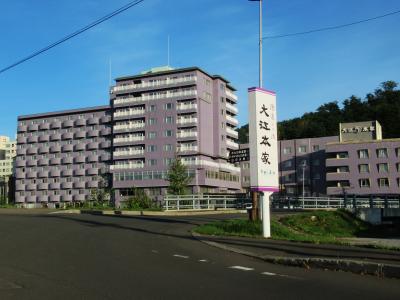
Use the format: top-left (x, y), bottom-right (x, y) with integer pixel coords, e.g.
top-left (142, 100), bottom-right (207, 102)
top-left (61, 195), bottom-right (73, 202)
top-left (87, 155), bottom-right (98, 163)
top-left (26, 160), bottom-right (37, 167)
top-left (16, 148), bottom-right (26, 155)
top-left (87, 168), bottom-right (98, 176)
top-left (177, 131), bottom-right (198, 139)
top-left (73, 194), bottom-right (86, 202)
top-left (38, 171), bottom-right (49, 178)
top-left (62, 120), bottom-right (74, 128)
top-left (37, 183), bottom-right (49, 190)
top-left (74, 119), bottom-right (86, 127)
top-left (49, 183), bottom-right (60, 190)
top-left (113, 149), bottom-right (144, 157)
top-left (226, 90), bottom-right (238, 101)
top-left (113, 109), bottom-right (145, 119)
top-left (39, 123), bottom-right (50, 130)
top-left (226, 103), bottom-right (238, 114)
top-left (226, 115), bottom-right (238, 125)
top-left (38, 146), bottom-right (49, 154)
top-left (87, 130), bottom-right (99, 138)
top-left (50, 121), bottom-right (62, 129)
top-left (226, 127), bottom-right (238, 138)
top-left (26, 147), bottom-right (37, 155)
top-left (26, 171), bottom-right (37, 178)
top-left (26, 196), bottom-right (37, 203)
top-left (100, 115), bottom-right (111, 123)
top-left (100, 141), bottom-right (111, 148)
top-left (100, 127), bottom-right (112, 136)
top-left (61, 182), bottom-right (73, 189)
top-left (38, 196), bottom-right (49, 203)
top-left (74, 169), bottom-right (86, 176)
top-left (27, 136), bottom-right (38, 143)
top-left (113, 89), bottom-right (198, 105)
top-left (177, 103), bottom-right (197, 111)
top-left (226, 139), bottom-right (239, 150)
top-left (28, 124), bottom-right (39, 131)
top-left (177, 145), bottom-right (198, 153)
top-left (15, 196), bottom-right (25, 203)
top-left (74, 156), bottom-right (86, 164)
top-left (50, 133), bottom-right (61, 141)
top-left (62, 144), bottom-right (73, 152)
top-left (38, 135), bottom-right (49, 142)
top-left (87, 117), bottom-right (99, 125)
top-left (49, 170), bottom-right (60, 177)
top-left (15, 160), bottom-right (25, 167)
top-left (49, 195), bottom-right (60, 202)
top-left (15, 184), bottom-right (25, 191)
top-left (87, 181), bottom-right (98, 189)
top-left (100, 153), bottom-right (111, 161)
top-left (50, 145), bottom-right (61, 153)
top-left (110, 162), bottom-right (144, 170)
top-left (74, 143), bottom-right (86, 151)
top-left (113, 135), bottom-right (145, 144)
top-left (61, 169), bottom-right (73, 177)
top-left (87, 142), bottom-right (99, 150)
top-left (113, 123), bottom-right (145, 132)
top-left (177, 118), bottom-right (198, 126)
top-left (17, 136), bottom-right (27, 144)
top-left (61, 157), bottom-right (73, 164)
top-left (17, 125), bottom-right (27, 132)
top-left (73, 182), bottom-right (86, 189)
top-left (49, 157), bottom-right (61, 165)
top-left (62, 132), bottom-right (73, 140)
top-left (26, 184), bottom-right (36, 191)
top-left (38, 158), bottom-right (49, 166)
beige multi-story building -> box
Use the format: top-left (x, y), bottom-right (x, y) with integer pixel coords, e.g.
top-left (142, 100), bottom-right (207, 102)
top-left (0, 136), bottom-right (16, 177)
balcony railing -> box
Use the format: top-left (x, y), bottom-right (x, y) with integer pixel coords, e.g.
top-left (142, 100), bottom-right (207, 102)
top-left (113, 149), bottom-right (145, 156)
top-left (226, 90), bottom-right (238, 101)
top-left (114, 90), bottom-right (197, 105)
top-left (225, 102), bottom-right (238, 114)
top-left (181, 159), bottom-right (240, 172)
top-left (226, 115), bottom-right (239, 125)
top-left (177, 131), bottom-right (198, 138)
top-left (226, 127), bottom-right (238, 138)
top-left (110, 162), bottom-right (145, 170)
top-left (177, 145), bottom-right (198, 152)
top-left (113, 110), bottom-right (145, 118)
top-left (113, 136), bottom-right (145, 143)
top-left (111, 76), bottom-right (197, 93)
top-left (113, 123), bottom-right (145, 131)
top-left (177, 103), bottom-right (197, 111)
top-left (226, 139), bottom-right (239, 149)
top-left (177, 118), bottom-right (198, 125)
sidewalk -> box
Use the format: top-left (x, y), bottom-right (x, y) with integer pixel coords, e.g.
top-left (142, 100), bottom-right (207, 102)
top-left (193, 233), bottom-right (400, 279)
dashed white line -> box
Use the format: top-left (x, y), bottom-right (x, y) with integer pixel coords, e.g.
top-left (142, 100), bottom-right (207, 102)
top-left (173, 254), bottom-right (189, 259)
top-left (151, 250), bottom-right (159, 254)
top-left (229, 266), bottom-right (254, 271)
top-left (198, 259), bottom-right (208, 263)
top-left (261, 272), bottom-right (277, 276)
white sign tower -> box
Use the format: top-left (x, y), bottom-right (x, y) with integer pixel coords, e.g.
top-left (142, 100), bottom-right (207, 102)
top-left (248, 0), bottom-right (279, 238)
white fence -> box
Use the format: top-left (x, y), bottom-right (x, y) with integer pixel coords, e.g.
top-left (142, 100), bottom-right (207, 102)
top-left (163, 194), bottom-right (247, 211)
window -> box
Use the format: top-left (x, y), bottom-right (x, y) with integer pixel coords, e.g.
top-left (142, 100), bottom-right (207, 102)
top-left (376, 148), bottom-right (388, 158)
top-left (221, 109), bottom-right (225, 116)
top-left (165, 116), bottom-right (173, 124)
top-left (283, 147), bottom-right (292, 155)
top-left (358, 149), bottom-right (369, 159)
top-left (283, 160), bottom-right (292, 168)
top-left (165, 103), bottom-right (174, 110)
top-left (312, 145), bottom-right (320, 152)
top-left (377, 163), bottom-right (389, 173)
top-left (164, 158), bottom-right (173, 166)
top-left (359, 178), bottom-right (370, 187)
top-left (147, 145), bottom-right (157, 152)
top-left (397, 163), bottom-right (400, 172)
top-left (148, 159), bottom-right (157, 166)
top-left (396, 148), bottom-right (400, 158)
top-left (337, 152), bottom-right (349, 159)
top-left (220, 97), bottom-right (225, 103)
top-left (165, 130), bottom-right (173, 137)
top-left (313, 173), bottom-right (321, 180)
top-left (298, 145), bottom-right (307, 153)
top-left (148, 132), bottom-right (157, 139)
top-left (242, 162), bottom-right (250, 169)
top-left (148, 118), bottom-right (157, 125)
top-left (378, 178), bottom-right (389, 187)
top-left (337, 166), bottom-right (349, 173)
top-left (149, 105), bottom-right (156, 112)
top-left (358, 164), bottom-right (369, 173)
top-left (313, 159), bottom-right (320, 166)
top-left (164, 144), bottom-right (173, 152)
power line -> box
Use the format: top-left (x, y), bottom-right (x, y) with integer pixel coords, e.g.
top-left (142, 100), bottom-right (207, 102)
top-left (0, 0), bottom-right (146, 75)
top-left (263, 9), bottom-right (400, 39)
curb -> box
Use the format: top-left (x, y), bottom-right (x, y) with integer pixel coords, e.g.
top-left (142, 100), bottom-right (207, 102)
top-left (192, 232), bottom-right (400, 279)
top-left (49, 209), bottom-right (246, 217)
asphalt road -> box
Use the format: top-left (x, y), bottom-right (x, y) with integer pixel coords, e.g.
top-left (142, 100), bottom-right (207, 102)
top-left (0, 210), bottom-right (399, 299)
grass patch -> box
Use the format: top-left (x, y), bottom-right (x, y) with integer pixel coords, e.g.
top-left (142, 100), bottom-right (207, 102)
top-left (194, 210), bottom-right (372, 245)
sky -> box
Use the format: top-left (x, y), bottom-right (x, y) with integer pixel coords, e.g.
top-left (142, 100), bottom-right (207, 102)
top-left (0, 0), bottom-right (399, 138)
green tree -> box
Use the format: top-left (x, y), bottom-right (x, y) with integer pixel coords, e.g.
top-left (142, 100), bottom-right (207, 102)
top-left (88, 174), bottom-right (112, 207)
top-left (166, 157), bottom-right (191, 195)
top-left (126, 187), bottom-right (153, 210)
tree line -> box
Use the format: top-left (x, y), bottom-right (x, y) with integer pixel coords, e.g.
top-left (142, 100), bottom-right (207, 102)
top-left (237, 81), bottom-right (400, 143)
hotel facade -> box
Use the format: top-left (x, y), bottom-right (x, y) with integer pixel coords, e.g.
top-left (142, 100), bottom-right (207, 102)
top-left (15, 66), bottom-right (241, 207)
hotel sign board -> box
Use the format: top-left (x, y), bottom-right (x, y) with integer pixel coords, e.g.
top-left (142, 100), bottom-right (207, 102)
top-left (339, 121), bottom-right (382, 142)
top-left (248, 87), bottom-right (279, 192)
top-left (228, 148), bottom-right (250, 163)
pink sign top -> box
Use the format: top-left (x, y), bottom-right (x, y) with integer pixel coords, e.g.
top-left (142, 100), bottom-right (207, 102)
top-left (248, 87), bottom-right (276, 96)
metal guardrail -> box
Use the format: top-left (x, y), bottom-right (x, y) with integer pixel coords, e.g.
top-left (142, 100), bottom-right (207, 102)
top-left (163, 194), bottom-right (247, 211)
top-left (271, 196), bottom-right (400, 209)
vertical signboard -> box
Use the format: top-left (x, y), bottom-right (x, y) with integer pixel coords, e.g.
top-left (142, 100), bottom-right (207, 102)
top-left (248, 87), bottom-right (279, 192)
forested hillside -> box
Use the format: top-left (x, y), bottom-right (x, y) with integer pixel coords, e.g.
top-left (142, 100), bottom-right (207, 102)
top-left (237, 81), bottom-right (400, 143)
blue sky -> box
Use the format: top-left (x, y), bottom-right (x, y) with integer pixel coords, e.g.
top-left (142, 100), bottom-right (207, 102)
top-left (1, 0), bottom-right (399, 138)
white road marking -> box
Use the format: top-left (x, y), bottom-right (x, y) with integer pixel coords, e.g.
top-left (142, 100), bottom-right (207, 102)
top-left (229, 266), bottom-right (254, 271)
top-left (151, 250), bottom-right (159, 253)
top-left (173, 254), bottom-right (189, 259)
top-left (261, 272), bottom-right (277, 276)
top-left (198, 259), bottom-right (208, 262)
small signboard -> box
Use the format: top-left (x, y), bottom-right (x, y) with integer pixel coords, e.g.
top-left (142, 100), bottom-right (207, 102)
top-left (228, 148), bottom-right (250, 163)
top-left (248, 87), bottom-right (279, 192)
